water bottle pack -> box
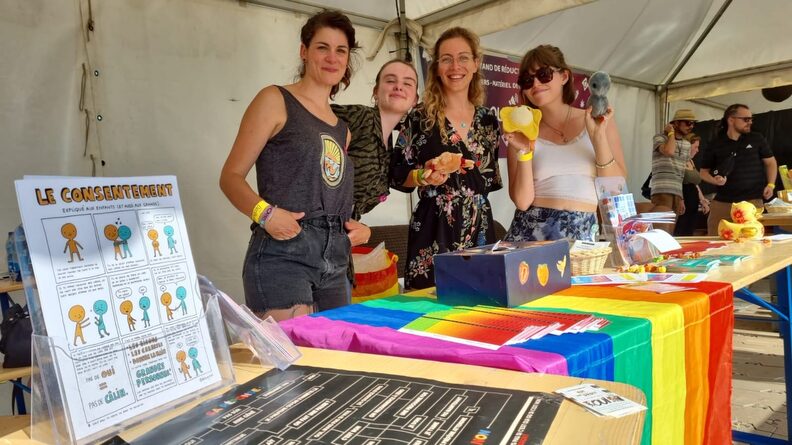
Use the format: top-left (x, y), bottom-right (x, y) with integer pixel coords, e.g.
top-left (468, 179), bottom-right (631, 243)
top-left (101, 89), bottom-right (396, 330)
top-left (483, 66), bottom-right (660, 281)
top-left (6, 231), bottom-right (21, 281)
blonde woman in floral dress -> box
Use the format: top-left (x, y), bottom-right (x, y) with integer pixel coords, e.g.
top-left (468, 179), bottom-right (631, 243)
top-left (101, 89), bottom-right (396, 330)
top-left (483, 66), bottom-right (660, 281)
top-left (390, 27), bottom-right (501, 290)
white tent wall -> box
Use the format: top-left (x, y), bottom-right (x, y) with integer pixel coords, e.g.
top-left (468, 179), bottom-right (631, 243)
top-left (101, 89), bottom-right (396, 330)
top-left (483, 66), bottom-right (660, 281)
top-left (1, 0), bottom-right (409, 301)
top-left (609, 83), bottom-right (658, 201)
top-left (1, 1), bottom-right (90, 236)
top-left (1, 0), bottom-right (663, 301)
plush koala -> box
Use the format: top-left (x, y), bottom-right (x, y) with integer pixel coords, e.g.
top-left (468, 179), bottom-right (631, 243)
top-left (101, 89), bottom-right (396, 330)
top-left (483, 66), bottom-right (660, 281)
top-left (586, 71), bottom-right (611, 119)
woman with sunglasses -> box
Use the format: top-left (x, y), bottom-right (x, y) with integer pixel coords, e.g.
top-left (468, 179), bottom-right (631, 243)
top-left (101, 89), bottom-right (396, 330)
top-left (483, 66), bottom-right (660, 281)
top-left (390, 27), bottom-right (502, 290)
top-left (503, 45), bottom-right (625, 242)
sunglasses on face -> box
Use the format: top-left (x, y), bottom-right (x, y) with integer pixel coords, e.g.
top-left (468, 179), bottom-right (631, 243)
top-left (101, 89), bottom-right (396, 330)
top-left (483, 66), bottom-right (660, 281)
top-left (732, 116), bottom-right (753, 122)
top-left (677, 120), bottom-right (695, 126)
top-left (518, 66), bottom-right (560, 89)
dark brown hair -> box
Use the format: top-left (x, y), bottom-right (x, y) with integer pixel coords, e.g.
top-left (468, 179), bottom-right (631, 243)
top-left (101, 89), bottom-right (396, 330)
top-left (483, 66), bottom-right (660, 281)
top-left (298, 10), bottom-right (360, 99)
top-left (720, 103), bottom-right (749, 133)
top-left (517, 45), bottom-right (575, 107)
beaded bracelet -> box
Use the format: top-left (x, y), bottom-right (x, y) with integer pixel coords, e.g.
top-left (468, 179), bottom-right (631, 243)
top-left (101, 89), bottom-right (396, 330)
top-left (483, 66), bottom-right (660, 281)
top-left (595, 157), bottom-right (616, 169)
top-left (413, 169), bottom-right (429, 186)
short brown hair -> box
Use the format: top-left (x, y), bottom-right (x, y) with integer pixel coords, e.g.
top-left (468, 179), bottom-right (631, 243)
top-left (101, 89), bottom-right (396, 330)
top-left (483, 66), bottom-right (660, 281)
top-left (298, 10), bottom-right (360, 100)
top-left (517, 45), bottom-right (575, 106)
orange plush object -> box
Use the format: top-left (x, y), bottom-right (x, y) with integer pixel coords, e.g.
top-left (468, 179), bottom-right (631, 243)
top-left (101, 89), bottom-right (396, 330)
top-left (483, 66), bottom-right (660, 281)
top-left (425, 152), bottom-right (475, 175)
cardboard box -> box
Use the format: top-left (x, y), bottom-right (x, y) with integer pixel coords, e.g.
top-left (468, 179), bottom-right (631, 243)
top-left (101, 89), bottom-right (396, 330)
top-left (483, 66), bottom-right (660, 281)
top-left (434, 239), bottom-right (571, 307)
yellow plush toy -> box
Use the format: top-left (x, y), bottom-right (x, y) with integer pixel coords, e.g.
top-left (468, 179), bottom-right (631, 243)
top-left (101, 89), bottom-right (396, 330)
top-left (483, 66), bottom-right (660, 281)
top-left (718, 201), bottom-right (764, 240)
top-left (500, 105), bottom-right (542, 152)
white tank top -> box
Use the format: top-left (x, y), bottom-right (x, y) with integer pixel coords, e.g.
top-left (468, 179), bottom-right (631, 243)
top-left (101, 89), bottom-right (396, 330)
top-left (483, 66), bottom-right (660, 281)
top-left (532, 129), bottom-right (598, 205)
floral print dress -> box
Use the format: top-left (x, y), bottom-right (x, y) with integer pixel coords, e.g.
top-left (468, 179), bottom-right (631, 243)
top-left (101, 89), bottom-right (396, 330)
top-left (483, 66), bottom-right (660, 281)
top-left (390, 105), bottom-right (502, 290)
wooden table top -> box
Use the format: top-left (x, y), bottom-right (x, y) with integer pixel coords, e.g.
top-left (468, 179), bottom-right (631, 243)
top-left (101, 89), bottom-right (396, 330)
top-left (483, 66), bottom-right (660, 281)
top-left (602, 236), bottom-right (791, 290)
top-left (1, 346), bottom-right (646, 445)
top-left (676, 236), bottom-right (792, 290)
top-left (0, 278), bottom-right (24, 294)
top-left (761, 212), bottom-right (792, 227)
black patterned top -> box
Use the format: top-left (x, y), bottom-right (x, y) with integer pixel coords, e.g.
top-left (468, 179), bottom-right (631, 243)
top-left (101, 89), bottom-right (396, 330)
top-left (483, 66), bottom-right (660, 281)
top-left (390, 105), bottom-right (502, 289)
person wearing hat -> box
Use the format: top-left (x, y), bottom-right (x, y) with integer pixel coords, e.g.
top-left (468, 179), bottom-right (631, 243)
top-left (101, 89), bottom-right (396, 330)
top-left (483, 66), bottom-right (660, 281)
top-left (700, 103), bottom-right (777, 235)
top-left (649, 109), bottom-right (696, 215)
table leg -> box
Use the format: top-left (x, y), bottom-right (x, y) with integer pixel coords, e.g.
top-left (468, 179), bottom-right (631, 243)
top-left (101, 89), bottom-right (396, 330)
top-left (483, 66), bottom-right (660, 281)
top-left (732, 265), bottom-right (792, 444)
top-left (779, 265), bottom-right (792, 443)
top-left (0, 291), bottom-right (10, 316)
top-left (11, 379), bottom-right (27, 415)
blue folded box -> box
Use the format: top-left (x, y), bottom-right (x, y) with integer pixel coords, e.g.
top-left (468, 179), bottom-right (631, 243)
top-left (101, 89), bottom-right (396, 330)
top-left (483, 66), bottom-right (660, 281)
top-left (434, 239), bottom-right (571, 307)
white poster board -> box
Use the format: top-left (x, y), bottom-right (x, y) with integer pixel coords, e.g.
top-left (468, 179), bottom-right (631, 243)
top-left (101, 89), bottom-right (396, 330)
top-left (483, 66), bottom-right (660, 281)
top-left (15, 176), bottom-right (222, 441)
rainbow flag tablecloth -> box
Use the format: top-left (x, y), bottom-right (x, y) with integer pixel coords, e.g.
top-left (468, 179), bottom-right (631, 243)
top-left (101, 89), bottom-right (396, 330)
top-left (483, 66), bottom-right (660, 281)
top-left (281, 282), bottom-right (733, 445)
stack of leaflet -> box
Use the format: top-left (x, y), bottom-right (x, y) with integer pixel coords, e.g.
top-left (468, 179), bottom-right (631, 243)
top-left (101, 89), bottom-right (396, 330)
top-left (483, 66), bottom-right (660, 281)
top-left (556, 384), bottom-right (646, 418)
top-left (398, 305), bottom-right (610, 350)
top-left (658, 257), bottom-right (721, 273)
top-left (625, 211), bottom-right (676, 224)
top-left (700, 254), bottom-right (751, 265)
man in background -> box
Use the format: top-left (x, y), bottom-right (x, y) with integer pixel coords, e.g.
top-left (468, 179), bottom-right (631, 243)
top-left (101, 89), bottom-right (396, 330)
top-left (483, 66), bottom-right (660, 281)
top-left (649, 109), bottom-right (696, 215)
top-left (700, 104), bottom-right (777, 235)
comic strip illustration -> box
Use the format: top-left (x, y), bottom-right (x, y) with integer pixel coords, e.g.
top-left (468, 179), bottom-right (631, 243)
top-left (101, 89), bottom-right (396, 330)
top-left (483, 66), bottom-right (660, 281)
top-left (15, 176), bottom-right (221, 441)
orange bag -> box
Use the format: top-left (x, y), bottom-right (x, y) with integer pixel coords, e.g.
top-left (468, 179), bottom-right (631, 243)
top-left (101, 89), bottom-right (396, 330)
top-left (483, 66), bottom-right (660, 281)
top-left (351, 246), bottom-right (399, 303)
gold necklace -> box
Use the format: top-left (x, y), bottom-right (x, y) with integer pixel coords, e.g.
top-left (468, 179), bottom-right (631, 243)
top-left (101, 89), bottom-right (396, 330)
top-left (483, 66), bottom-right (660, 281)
top-left (543, 105), bottom-right (571, 143)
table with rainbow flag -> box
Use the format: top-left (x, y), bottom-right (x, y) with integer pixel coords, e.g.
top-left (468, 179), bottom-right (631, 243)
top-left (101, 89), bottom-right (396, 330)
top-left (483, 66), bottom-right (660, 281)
top-left (281, 237), bottom-right (792, 445)
top-left (282, 281), bottom-right (733, 445)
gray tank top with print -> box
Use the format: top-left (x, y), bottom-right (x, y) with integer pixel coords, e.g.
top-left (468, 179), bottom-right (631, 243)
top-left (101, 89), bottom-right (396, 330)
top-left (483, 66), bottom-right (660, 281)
top-left (255, 86), bottom-right (353, 221)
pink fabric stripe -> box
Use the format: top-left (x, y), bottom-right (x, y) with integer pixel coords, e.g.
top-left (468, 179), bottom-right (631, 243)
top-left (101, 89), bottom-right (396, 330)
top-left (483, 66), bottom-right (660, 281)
top-left (281, 316), bottom-right (569, 375)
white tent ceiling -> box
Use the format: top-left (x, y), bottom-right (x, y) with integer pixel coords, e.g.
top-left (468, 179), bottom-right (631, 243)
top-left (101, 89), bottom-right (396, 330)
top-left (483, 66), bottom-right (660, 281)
top-left (261, 0), bottom-right (792, 102)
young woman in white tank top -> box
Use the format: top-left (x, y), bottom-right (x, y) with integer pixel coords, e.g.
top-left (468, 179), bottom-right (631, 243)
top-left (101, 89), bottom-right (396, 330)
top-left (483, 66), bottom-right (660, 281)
top-left (502, 45), bottom-right (627, 242)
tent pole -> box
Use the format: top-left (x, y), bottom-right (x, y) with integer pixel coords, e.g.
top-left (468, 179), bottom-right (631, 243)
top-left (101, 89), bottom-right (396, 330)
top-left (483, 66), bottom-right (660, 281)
top-left (663, 0), bottom-right (732, 87)
top-left (397, 0), bottom-right (410, 61)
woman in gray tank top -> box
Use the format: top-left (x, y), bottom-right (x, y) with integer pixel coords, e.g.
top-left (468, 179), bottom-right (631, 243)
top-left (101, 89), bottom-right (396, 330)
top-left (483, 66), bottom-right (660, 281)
top-left (219, 11), bottom-right (370, 321)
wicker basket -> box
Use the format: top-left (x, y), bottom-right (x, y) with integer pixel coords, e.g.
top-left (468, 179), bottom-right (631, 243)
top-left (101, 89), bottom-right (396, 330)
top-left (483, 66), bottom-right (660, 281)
top-left (570, 247), bottom-right (612, 276)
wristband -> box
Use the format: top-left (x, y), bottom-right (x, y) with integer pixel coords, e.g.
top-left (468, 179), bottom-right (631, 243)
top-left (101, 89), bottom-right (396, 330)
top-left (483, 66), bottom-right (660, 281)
top-left (767, 182), bottom-right (776, 189)
top-left (413, 169), bottom-right (428, 186)
top-left (517, 150), bottom-right (533, 162)
top-left (667, 131), bottom-right (674, 138)
top-left (250, 199), bottom-right (270, 224)
top-left (259, 204), bottom-right (276, 226)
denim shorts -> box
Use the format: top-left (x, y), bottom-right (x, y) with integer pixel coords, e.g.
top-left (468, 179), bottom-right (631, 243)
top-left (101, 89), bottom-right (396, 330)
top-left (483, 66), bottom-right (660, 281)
top-left (242, 215), bottom-right (351, 312)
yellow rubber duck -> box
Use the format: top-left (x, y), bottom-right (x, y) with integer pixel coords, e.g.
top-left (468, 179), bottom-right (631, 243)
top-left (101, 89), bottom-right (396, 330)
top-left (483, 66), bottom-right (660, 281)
top-left (500, 105), bottom-right (542, 151)
top-left (718, 219), bottom-right (764, 240)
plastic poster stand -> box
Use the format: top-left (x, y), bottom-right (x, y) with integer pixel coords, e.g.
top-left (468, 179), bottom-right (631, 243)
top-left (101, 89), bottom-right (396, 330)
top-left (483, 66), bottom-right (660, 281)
top-left (14, 225), bottom-right (235, 444)
top-left (198, 276), bottom-right (301, 370)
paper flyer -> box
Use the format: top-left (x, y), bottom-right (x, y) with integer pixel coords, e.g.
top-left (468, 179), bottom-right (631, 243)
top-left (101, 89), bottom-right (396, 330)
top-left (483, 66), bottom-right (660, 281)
top-left (556, 383), bottom-right (646, 418)
top-left (571, 272), bottom-right (707, 285)
top-left (15, 176), bottom-right (222, 441)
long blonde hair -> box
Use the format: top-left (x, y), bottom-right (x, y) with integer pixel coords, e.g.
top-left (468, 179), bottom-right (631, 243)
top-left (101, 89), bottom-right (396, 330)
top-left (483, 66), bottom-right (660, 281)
top-left (421, 27), bottom-right (485, 142)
